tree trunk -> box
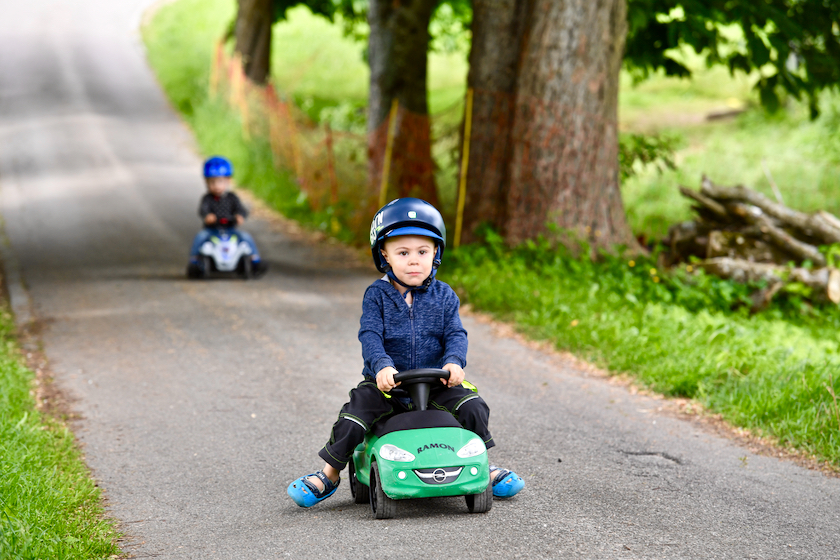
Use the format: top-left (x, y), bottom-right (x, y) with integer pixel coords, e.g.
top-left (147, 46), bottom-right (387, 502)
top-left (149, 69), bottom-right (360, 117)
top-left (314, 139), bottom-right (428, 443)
top-left (367, 0), bottom-right (439, 207)
top-left (463, 0), bottom-right (636, 252)
top-left (507, 0), bottom-right (633, 249)
top-left (460, 0), bottom-right (531, 244)
top-left (234, 0), bottom-right (272, 84)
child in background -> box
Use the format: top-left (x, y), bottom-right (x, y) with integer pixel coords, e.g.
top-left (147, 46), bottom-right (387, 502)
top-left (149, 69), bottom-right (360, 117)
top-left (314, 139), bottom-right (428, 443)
top-left (287, 197), bottom-right (524, 507)
top-left (187, 156), bottom-right (266, 277)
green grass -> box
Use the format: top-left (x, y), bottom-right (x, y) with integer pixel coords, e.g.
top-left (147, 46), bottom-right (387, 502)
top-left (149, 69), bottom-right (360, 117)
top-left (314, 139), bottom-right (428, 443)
top-left (622, 103), bottom-right (840, 240)
top-left (0, 309), bottom-right (120, 559)
top-left (442, 236), bottom-right (840, 464)
top-left (618, 46), bottom-right (840, 240)
top-left (143, 0), bottom-right (840, 467)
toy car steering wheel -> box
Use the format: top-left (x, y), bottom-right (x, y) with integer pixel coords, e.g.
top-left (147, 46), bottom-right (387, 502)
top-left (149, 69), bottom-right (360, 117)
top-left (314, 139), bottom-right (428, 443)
top-left (393, 368), bottom-right (450, 385)
top-left (391, 368), bottom-right (450, 411)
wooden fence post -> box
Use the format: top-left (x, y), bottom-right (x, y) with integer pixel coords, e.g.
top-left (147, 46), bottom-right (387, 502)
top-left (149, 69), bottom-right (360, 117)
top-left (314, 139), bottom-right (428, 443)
top-left (454, 88), bottom-right (474, 249)
top-left (379, 99), bottom-right (399, 209)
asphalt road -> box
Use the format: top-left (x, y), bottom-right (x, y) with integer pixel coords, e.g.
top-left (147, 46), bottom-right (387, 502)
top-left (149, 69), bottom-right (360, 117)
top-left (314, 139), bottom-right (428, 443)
top-left (1, 1), bottom-right (838, 559)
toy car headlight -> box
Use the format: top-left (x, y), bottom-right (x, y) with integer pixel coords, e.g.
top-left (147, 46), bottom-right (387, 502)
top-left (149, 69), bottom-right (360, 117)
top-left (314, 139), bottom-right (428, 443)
top-left (457, 438), bottom-right (486, 458)
top-left (379, 444), bottom-right (416, 462)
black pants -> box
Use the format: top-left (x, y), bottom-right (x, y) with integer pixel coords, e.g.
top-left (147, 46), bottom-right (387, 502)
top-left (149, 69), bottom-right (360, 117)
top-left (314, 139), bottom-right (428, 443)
top-left (319, 379), bottom-right (495, 471)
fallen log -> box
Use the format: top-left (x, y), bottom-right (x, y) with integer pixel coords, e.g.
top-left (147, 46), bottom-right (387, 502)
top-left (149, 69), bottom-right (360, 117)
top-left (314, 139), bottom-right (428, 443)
top-left (671, 178), bottom-right (840, 308)
top-left (678, 186), bottom-right (728, 220)
top-left (706, 230), bottom-right (788, 262)
top-left (698, 257), bottom-right (840, 304)
top-left (726, 202), bottom-right (827, 266)
top-left (818, 210), bottom-right (840, 232)
top-left (668, 220), bottom-right (711, 262)
top-left (700, 176), bottom-right (840, 245)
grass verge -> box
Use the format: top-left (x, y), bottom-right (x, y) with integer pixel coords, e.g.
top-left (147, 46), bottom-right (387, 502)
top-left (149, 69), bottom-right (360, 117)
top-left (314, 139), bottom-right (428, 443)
top-left (442, 235), bottom-right (840, 466)
top-left (143, 0), bottom-right (840, 468)
top-left (0, 308), bottom-right (120, 559)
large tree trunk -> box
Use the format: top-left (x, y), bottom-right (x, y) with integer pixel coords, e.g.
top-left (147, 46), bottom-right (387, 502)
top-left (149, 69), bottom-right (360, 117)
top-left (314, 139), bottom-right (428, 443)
top-left (368, 0), bottom-right (439, 207)
top-left (463, 0), bottom-right (636, 251)
top-left (508, 0), bottom-right (633, 249)
top-left (234, 0), bottom-right (272, 84)
top-left (460, 0), bottom-right (531, 244)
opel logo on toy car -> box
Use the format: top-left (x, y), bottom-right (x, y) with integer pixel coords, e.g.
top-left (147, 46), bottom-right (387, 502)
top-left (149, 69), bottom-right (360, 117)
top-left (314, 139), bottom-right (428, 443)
top-left (417, 443), bottom-right (455, 454)
top-left (432, 469), bottom-right (447, 483)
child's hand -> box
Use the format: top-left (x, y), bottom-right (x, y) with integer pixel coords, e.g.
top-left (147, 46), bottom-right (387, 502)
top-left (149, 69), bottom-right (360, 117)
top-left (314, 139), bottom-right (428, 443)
top-left (442, 363), bottom-right (465, 387)
top-left (235, 214), bottom-right (245, 225)
top-left (204, 213), bottom-right (217, 225)
top-left (376, 366), bottom-right (399, 392)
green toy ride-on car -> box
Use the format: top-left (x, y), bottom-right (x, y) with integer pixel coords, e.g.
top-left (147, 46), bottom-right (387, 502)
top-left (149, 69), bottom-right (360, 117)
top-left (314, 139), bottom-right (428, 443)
top-left (348, 369), bottom-right (493, 519)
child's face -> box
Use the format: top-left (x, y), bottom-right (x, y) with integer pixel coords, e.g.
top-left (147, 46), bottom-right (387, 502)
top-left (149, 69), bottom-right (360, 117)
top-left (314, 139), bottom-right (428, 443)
top-left (381, 235), bottom-right (436, 287)
top-left (206, 176), bottom-right (231, 196)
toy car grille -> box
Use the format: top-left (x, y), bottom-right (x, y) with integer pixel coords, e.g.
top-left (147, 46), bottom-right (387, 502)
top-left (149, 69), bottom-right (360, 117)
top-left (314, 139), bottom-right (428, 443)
top-left (413, 467), bottom-right (463, 485)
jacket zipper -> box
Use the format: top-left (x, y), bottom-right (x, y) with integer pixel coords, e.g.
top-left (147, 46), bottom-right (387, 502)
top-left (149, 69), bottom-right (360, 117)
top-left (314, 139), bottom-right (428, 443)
top-left (409, 301), bottom-right (416, 370)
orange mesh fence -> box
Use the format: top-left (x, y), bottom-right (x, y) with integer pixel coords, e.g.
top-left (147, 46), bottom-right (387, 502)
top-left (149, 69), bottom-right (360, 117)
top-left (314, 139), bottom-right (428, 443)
top-left (211, 42), bottom-right (463, 241)
top-left (212, 42), bottom-right (374, 237)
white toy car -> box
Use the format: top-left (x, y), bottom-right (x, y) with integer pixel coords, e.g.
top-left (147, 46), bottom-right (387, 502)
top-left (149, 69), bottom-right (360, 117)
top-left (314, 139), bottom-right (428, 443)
top-left (188, 228), bottom-right (255, 279)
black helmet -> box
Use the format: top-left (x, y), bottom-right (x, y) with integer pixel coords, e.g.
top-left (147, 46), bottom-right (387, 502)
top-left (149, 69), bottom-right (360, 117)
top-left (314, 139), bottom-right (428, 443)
top-left (369, 198), bottom-right (447, 274)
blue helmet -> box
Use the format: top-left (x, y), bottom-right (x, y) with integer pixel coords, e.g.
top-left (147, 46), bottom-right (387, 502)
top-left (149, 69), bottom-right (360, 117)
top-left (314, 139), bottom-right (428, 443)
top-left (369, 198), bottom-right (447, 276)
top-left (203, 156), bottom-right (233, 178)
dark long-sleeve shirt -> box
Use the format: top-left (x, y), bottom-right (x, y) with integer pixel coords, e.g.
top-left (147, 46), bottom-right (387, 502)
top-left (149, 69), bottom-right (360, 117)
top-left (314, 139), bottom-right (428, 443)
top-left (359, 278), bottom-right (468, 380)
top-left (198, 192), bottom-right (249, 222)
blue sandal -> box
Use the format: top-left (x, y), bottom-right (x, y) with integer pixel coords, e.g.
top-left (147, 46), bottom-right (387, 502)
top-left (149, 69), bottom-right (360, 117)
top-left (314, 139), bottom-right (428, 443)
top-left (287, 471), bottom-right (340, 507)
top-left (490, 466), bottom-right (524, 498)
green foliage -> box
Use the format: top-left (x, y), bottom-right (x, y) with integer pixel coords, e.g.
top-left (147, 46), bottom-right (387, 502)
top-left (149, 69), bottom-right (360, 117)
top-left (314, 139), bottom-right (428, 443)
top-left (428, 2), bottom-right (471, 54)
top-left (622, 94), bottom-right (840, 240)
top-left (0, 310), bottom-right (120, 559)
top-left (273, 0), bottom-right (338, 23)
top-left (823, 244), bottom-right (840, 269)
top-left (618, 132), bottom-right (682, 181)
top-left (311, 0), bottom-right (472, 52)
top-left (141, 0), bottom-right (233, 118)
top-left (626, 0), bottom-right (840, 116)
top-left (443, 234), bottom-right (840, 465)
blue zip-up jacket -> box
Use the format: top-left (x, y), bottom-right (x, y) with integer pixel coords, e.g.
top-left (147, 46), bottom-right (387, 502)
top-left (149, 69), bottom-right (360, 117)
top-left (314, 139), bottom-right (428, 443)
top-left (359, 278), bottom-right (467, 380)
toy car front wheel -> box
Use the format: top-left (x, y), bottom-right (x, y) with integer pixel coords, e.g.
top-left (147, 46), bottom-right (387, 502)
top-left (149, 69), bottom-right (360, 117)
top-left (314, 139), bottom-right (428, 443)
top-left (465, 480), bottom-right (493, 513)
top-left (348, 460), bottom-right (369, 505)
top-left (370, 460), bottom-right (395, 519)
top-left (240, 257), bottom-right (254, 280)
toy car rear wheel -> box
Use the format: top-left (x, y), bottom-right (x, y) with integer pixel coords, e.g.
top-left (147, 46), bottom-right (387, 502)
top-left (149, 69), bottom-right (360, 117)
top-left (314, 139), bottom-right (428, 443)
top-left (349, 459), bottom-right (369, 505)
top-left (200, 256), bottom-right (212, 279)
top-left (465, 480), bottom-right (493, 513)
top-left (370, 460), bottom-right (395, 519)
top-left (186, 262), bottom-right (202, 279)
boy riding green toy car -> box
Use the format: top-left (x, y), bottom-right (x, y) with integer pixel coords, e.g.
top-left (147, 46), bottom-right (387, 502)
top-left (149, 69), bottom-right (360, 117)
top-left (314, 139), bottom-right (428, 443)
top-left (347, 368), bottom-right (493, 519)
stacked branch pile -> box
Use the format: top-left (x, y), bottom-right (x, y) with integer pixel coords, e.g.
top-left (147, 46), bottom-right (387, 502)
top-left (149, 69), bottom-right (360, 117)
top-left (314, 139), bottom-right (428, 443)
top-left (668, 176), bottom-right (840, 307)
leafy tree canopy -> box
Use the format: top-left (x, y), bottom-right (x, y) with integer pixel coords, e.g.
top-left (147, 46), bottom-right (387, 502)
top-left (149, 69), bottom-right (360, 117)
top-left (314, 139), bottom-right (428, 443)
top-left (267, 1), bottom-right (840, 116)
top-left (272, 0), bottom-right (338, 21)
top-left (270, 0), bottom-right (471, 51)
top-left (625, 0), bottom-right (840, 116)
